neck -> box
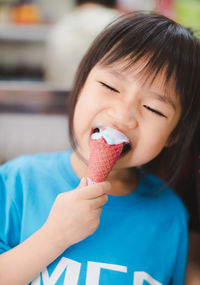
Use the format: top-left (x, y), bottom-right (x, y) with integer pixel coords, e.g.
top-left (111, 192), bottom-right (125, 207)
top-left (70, 150), bottom-right (88, 178)
top-left (107, 168), bottom-right (139, 196)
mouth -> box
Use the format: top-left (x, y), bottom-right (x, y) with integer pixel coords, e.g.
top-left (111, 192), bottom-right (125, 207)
top-left (120, 142), bottom-right (132, 157)
top-left (90, 127), bottom-right (132, 157)
top-left (92, 127), bottom-right (100, 134)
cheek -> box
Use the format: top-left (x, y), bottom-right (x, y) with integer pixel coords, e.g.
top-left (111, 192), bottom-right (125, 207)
top-left (133, 128), bottom-right (171, 165)
top-left (73, 92), bottom-right (100, 150)
top-left (74, 93), bottom-right (92, 118)
top-left (142, 139), bottom-right (165, 160)
top-left (73, 99), bottom-right (87, 144)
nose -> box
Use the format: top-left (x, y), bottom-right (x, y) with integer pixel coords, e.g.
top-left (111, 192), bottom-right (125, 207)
top-left (107, 103), bottom-right (138, 130)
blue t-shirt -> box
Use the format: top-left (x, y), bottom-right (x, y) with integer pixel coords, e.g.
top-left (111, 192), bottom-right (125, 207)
top-left (0, 150), bottom-right (188, 285)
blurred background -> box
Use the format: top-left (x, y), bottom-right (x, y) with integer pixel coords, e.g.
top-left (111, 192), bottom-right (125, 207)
top-left (0, 0), bottom-right (199, 87)
top-left (0, 0), bottom-right (200, 163)
top-left (0, 0), bottom-right (199, 164)
top-left (0, 1), bottom-right (199, 283)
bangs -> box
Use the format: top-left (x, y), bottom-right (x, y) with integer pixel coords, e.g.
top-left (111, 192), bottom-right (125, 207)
top-left (99, 12), bottom-right (197, 109)
top-left (101, 50), bottom-right (175, 95)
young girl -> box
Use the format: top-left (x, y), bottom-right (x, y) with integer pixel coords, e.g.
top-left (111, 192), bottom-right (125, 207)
top-left (0, 12), bottom-right (200, 285)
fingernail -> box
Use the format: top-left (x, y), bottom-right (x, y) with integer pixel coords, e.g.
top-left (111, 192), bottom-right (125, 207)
top-left (80, 177), bottom-right (86, 184)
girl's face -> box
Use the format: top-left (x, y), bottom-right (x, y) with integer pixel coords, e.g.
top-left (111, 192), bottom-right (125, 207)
top-left (73, 59), bottom-right (181, 170)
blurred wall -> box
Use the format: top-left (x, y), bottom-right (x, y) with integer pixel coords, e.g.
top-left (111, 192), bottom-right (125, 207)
top-left (37, 0), bottom-right (75, 22)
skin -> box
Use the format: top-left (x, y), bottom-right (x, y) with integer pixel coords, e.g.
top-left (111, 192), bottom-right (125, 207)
top-left (71, 59), bottom-right (181, 195)
top-left (0, 179), bottom-right (111, 284)
top-left (0, 59), bottom-right (182, 284)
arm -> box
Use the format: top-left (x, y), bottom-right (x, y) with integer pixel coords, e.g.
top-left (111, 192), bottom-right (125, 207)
top-left (0, 226), bottom-right (64, 285)
top-left (0, 178), bottom-right (110, 285)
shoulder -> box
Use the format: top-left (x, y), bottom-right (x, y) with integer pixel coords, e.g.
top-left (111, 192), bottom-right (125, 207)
top-left (0, 151), bottom-right (70, 180)
top-left (139, 171), bottom-right (189, 224)
top-left (0, 150), bottom-right (72, 202)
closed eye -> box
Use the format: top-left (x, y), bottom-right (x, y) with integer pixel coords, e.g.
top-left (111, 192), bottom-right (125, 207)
top-left (143, 105), bottom-right (167, 118)
top-left (99, 81), bottom-right (120, 93)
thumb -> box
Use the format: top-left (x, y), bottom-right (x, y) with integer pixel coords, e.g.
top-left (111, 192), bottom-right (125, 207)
top-left (77, 177), bottom-right (87, 189)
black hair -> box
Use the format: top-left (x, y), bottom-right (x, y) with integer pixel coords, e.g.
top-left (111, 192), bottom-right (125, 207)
top-left (76, 0), bottom-right (116, 8)
top-left (68, 11), bottom-right (200, 187)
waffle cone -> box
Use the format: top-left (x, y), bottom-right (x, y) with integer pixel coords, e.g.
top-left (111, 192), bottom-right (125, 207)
top-left (87, 137), bottom-right (123, 183)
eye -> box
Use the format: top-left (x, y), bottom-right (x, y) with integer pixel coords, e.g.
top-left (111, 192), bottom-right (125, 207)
top-left (99, 81), bottom-right (120, 93)
top-left (143, 105), bottom-right (167, 118)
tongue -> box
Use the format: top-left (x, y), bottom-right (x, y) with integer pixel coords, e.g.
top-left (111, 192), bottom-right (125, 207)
top-left (87, 127), bottom-right (129, 185)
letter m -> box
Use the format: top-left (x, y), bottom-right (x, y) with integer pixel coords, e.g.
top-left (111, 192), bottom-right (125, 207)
top-left (31, 257), bottom-right (81, 285)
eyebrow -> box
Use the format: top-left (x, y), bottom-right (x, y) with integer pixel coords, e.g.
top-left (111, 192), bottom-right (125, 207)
top-left (148, 91), bottom-right (176, 111)
top-left (107, 68), bottom-right (126, 80)
top-left (100, 65), bottom-right (177, 111)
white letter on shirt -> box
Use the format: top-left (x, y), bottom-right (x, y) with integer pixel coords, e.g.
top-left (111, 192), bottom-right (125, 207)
top-left (32, 257), bottom-right (81, 285)
top-left (133, 272), bottom-right (162, 285)
top-left (86, 261), bottom-right (127, 285)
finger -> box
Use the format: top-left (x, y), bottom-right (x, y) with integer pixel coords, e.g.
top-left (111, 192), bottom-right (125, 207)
top-left (78, 181), bottom-right (111, 199)
top-left (77, 177), bottom-right (87, 189)
top-left (90, 194), bottom-right (108, 209)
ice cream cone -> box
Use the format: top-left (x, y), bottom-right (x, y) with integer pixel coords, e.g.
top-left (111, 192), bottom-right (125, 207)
top-left (87, 137), bottom-right (124, 184)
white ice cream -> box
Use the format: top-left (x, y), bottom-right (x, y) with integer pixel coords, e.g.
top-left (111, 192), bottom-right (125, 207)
top-left (91, 126), bottom-right (129, 145)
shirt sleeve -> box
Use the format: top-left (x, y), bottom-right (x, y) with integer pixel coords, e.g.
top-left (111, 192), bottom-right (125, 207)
top-left (170, 206), bottom-right (189, 285)
top-left (0, 164), bottom-right (21, 254)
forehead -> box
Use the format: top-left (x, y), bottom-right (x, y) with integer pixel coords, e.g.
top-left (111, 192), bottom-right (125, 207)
top-left (96, 57), bottom-right (176, 95)
top-left (90, 58), bottom-right (181, 115)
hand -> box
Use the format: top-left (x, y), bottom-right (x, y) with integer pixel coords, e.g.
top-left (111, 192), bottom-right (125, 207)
top-left (43, 178), bottom-right (110, 252)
